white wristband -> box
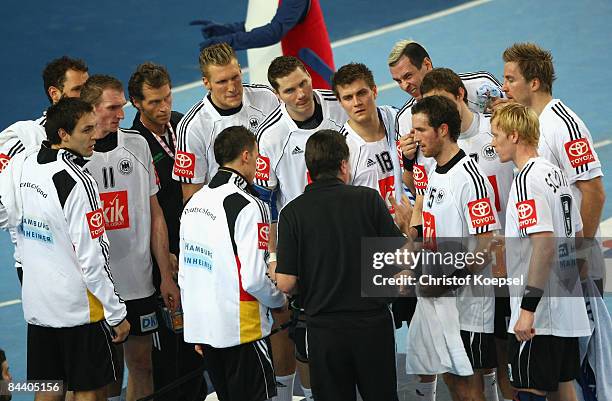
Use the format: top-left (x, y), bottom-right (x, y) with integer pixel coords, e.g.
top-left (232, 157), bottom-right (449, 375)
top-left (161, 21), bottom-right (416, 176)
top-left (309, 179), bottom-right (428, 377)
top-left (268, 252), bottom-right (277, 263)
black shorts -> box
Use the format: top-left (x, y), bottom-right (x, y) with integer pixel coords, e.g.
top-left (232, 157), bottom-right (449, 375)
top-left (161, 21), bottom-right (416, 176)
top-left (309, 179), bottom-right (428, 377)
top-left (203, 337), bottom-right (276, 401)
top-left (507, 335), bottom-right (580, 392)
top-left (460, 330), bottom-right (497, 370)
top-left (493, 296), bottom-right (511, 340)
top-left (288, 308), bottom-right (308, 363)
top-left (125, 294), bottom-right (159, 336)
top-left (27, 321), bottom-right (119, 391)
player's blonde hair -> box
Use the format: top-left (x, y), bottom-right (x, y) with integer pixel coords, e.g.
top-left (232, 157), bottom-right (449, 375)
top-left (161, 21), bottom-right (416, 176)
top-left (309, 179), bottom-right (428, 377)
top-left (503, 43), bottom-right (555, 94)
top-left (491, 103), bottom-right (540, 147)
top-left (387, 40), bottom-right (429, 67)
top-left (199, 43), bottom-right (238, 78)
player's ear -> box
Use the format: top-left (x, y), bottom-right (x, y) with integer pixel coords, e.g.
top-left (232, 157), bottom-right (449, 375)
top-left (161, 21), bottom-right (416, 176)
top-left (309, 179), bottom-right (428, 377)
top-left (422, 57), bottom-right (433, 71)
top-left (372, 85), bottom-right (378, 99)
top-left (58, 128), bottom-right (70, 143)
top-left (202, 76), bottom-right (211, 91)
top-left (510, 129), bottom-right (519, 144)
top-left (48, 85), bottom-right (62, 104)
top-left (529, 77), bottom-right (541, 93)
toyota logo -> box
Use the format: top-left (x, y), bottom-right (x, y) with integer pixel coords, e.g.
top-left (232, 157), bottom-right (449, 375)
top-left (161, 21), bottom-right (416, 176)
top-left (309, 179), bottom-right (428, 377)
top-left (256, 157), bottom-right (268, 172)
top-left (259, 225), bottom-right (269, 241)
top-left (175, 153), bottom-right (193, 168)
top-left (0, 156), bottom-right (9, 171)
top-left (517, 203), bottom-right (533, 220)
top-left (89, 211), bottom-right (104, 228)
top-left (413, 167), bottom-right (424, 181)
top-left (470, 201), bottom-right (491, 217)
top-left (568, 140), bottom-right (589, 157)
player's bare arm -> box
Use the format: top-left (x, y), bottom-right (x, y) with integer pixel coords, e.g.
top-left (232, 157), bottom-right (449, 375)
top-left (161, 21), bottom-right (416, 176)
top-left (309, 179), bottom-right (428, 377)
top-left (150, 194), bottom-right (180, 311)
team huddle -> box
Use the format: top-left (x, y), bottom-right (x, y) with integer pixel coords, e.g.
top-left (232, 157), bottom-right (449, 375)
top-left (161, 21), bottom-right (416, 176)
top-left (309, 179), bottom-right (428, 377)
top-left (0, 38), bottom-right (606, 401)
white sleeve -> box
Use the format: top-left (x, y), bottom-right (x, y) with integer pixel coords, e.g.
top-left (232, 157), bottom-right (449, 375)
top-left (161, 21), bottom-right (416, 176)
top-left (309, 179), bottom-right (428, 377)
top-left (520, 176), bottom-right (554, 235)
top-left (461, 166), bottom-right (501, 235)
top-left (66, 178), bottom-right (127, 326)
top-left (254, 133), bottom-right (279, 190)
top-left (542, 119), bottom-right (602, 184)
top-left (235, 201), bottom-right (285, 308)
top-left (173, 117), bottom-right (208, 184)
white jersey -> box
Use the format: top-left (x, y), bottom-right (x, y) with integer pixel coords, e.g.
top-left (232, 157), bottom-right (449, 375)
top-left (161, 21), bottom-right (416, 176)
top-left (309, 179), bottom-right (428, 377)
top-left (411, 113), bottom-right (514, 224)
top-left (505, 157), bottom-right (590, 337)
top-left (342, 106), bottom-right (403, 214)
top-left (179, 168), bottom-right (285, 348)
top-left (85, 129), bottom-right (159, 301)
top-left (173, 84), bottom-right (279, 185)
top-left (0, 113), bottom-right (47, 268)
top-left (0, 144), bottom-right (126, 328)
top-left (456, 112), bottom-right (514, 228)
top-left (407, 151), bottom-right (500, 375)
top-left (254, 90), bottom-right (347, 211)
top-left (424, 151), bottom-right (501, 332)
top-left (538, 99), bottom-right (603, 203)
top-left (395, 71), bottom-right (503, 140)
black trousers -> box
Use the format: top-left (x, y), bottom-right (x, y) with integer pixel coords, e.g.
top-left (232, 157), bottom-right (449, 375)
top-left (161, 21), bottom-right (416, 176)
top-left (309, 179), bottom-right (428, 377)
top-left (152, 308), bottom-right (207, 401)
top-left (306, 312), bottom-right (399, 401)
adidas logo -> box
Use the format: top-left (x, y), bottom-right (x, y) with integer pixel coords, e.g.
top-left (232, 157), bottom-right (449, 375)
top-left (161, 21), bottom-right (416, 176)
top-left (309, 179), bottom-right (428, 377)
top-left (292, 146), bottom-right (304, 155)
top-left (366, 158), bottom-right (376, 167)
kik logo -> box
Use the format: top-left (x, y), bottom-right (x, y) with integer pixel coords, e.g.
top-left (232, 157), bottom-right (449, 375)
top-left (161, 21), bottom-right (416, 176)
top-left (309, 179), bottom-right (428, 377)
top-left (100, 191), bottom-right (130, 230)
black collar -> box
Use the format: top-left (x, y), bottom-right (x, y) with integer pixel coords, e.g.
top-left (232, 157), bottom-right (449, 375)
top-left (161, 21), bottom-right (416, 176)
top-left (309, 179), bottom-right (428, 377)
top-left (37, 141), bottom-right (87, 166)
top-left (93, 131), bottom-right (118, 153)
top-left (208, 93), bottom-right (243, 116)
top-left (294, 97), bottom-right (323, 130)
top-left (209, 167), bottom-right (257, 195)
top-left (435, 149), bottom-right (465, 174)
top-left (304, 177), bottom-right (344, 192)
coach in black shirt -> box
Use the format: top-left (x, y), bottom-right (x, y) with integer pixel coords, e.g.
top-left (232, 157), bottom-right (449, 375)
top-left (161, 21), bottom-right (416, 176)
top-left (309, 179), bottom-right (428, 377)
top-left (276, 129), bottom-right (402, 401)
top-left (128, 62), bottom-right (204, 401)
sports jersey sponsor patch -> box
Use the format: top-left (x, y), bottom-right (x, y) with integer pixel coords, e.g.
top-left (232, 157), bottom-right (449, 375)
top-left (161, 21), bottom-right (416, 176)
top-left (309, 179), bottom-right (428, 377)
top-left (257, 223), bottom-right (269, 250)
top-left (86, 208), bottom-right (105, 239)
top-left (183, 241), bottom-right (214, 270)
top-left (517, 199), bottom-right (537, 229)
top-left (100, 191), bottom-right (130, 230)
top-left (378, 176), bottom-right (395, 214)
top-left (413, 164), bottom-right (428, 190)
top-left (21, 217), bottom-right (53, 244)
top-left (0, 153), bottom-right (10, 172)
top-left (140, 311), bottom-right (158, 332)
top-left (396, 140), bottom-right (404, 168)
top-left (173, 150), bottom-right (196, 178)
top-left (422, 211), bottom-right (437, 251)
top-left (255, 155), bottom-right (270, 181)
top-left (564, 138), bottom-right (595, 168)
top-left (468, 197), bottom-right (496, 228)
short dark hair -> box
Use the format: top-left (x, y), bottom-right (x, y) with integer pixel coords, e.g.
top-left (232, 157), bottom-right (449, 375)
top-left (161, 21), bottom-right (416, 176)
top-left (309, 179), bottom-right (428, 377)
top-left (388, 41), bottom-right (430, 69)
top-left (0, 348), bottom-right (5, 365)
top-left (331, 63), bottom-right (376, 97)
top-left (45, 98), bottom-right (94, 145)
top-left (305, 130), bottom-right (349, 181)
top-left (80, 75), bottom-right (124, 106)
top-left (128, 62), bottom-right (172, 107)
top-left (267, 56), bottom-right (308, 91)
top-left (420, 68), bottom-right (468, 104)
top-left (503, 42), bottom-right (555, 94)
top-left (214, 126), bottom-right (256, 166)
top-left (42, 56), bottom-right (88, 103)
top-left (412, 95), bottom-right (461, 142)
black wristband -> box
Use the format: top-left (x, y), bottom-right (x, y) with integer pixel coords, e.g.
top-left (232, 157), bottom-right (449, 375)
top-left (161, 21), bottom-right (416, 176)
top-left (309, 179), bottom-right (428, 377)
top-left (521, 285), bottom-right (544, 312)
top-left (403, 155), bottom-right (415, 172)
top-left (412, 225), bottom-right (423, 240)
